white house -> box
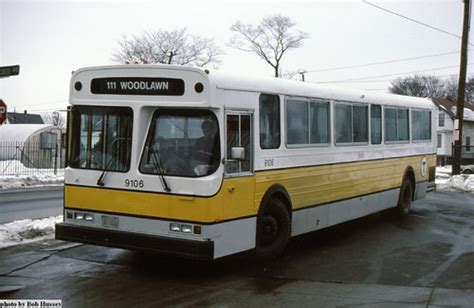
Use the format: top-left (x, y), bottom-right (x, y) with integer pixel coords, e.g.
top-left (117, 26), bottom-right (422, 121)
top-left (432, 98), bottom-right (474, 165)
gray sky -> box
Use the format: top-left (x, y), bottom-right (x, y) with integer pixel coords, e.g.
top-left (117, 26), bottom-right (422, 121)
top-left (0, 0), bottom-right (471, 113)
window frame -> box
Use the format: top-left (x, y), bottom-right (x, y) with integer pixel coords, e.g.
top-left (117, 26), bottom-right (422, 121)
top-left (411, 109), bottom-right (432, 142)
top-left (259, 94), bottom-right (281, 150)
top-left (69, 105), bottom-right (134, 172)
top-left (384, 106), bottom-right (410, 144)
top-left (284, 97), bottom-right (331, 148)
top-left (138, 108), bottom-right (221, 178)
top-left (370, 104), bottom-right (382, 145)
top-left (334, 101), bottom-right (369, 146)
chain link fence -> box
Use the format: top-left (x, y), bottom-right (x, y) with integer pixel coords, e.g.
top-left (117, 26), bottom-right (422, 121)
top-left (0, 141), bottom-right (65, 176)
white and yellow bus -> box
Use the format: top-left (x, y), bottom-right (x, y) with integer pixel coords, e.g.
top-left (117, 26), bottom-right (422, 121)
top-left (55, 65), bottom-right (437, 259)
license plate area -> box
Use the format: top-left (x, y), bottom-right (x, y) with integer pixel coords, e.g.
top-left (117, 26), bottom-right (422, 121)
top-left (101, 215), bottom-right (119, 229)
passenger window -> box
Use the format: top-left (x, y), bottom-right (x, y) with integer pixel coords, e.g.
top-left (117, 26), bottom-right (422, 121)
top-left (371, 105), bottom-right (382, 144)
top-left (335, 103), bottom-right (368, 144)
top-left (286, 100), bottom-right (309, 145)
top-left (412, 110), bottom-right (431, 141)
top-left (335, 104), bottom-right (352, 143)
top-left (259, 94), bottom-right (280, 149)
top-left (384, 107), bottom-right (409, 142)
top-left (310, 101), bottom-right (330, 144)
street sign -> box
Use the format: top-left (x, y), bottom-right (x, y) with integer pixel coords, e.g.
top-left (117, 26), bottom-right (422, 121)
top-left (0, 99), bottom-right (6, 125)
top-left (0, 65), bottom-right (20, 78)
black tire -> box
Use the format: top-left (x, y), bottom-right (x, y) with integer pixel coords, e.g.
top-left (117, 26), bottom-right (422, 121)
top-left (395, 177), bottom-right (413, 217)
top-left (463, 169), bottom-right (473, 174)
top-left (255, 198), bottom-right (291, 259)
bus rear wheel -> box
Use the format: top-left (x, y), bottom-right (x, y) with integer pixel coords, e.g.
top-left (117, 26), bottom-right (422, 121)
top-left (255, 198), bottom-right (290, 259)
top-left (395, 178), bottom-right (413, 217)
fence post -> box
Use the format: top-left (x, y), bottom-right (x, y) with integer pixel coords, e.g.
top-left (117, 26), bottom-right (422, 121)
top-left (54, 143), bottom-right (58, 175)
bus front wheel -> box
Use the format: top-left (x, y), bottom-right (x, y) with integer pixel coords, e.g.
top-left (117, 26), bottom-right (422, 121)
top-left (255, 198), bottom-right (290, 259)
top-left (395, 178), bottom-right (413, 216)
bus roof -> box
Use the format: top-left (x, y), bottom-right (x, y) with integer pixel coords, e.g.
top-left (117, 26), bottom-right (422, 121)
top-left (71, 65), bottom-right (436, 110)
top-left (206, 69), bottom-right (436, 110)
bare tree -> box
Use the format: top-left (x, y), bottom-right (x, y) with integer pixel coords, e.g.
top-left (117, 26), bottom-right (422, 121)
top-left (444, 76), bottom-right (474, 105)
top-left (389, 75), bottom-right (447, 98)
top-left (112, 28), bottom-right (223, 67)
top-left (229, 14), bottom-right (309, 77)
top-left (42, 111), bottom-right (66, 129)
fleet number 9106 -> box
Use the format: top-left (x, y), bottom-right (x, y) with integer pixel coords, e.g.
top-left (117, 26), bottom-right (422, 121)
top-left (125, 179), bottom-right (144, 188)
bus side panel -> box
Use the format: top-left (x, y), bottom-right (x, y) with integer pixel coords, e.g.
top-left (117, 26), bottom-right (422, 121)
top-left (255, 154), bottom-right (436, 236)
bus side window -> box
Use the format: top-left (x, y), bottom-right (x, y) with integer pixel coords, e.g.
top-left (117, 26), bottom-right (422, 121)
top-left (259, 94), bottom-right (280, 149)
top-left (371, 105), bottom-right (382, 144)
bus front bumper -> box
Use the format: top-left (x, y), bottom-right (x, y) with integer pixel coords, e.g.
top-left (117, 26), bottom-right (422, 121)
top-left (55, 223), bottom-right (214, 260)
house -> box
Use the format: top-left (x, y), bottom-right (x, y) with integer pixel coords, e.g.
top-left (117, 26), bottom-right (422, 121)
top-left (6, 111), bottom-right (44, 124)
top-left (432, 98), bottom-right (474, 165)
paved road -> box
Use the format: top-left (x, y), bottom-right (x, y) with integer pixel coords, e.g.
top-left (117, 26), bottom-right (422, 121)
top-left (1, 191), bottom-right (473, 306)
top-left (0, 187), bottom-right (63, 223)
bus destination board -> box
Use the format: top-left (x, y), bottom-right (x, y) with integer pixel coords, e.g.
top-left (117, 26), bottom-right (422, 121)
top-left (91, 77), bottom-right (185, 96)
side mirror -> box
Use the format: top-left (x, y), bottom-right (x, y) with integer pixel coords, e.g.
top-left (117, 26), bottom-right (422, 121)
top-left (231, 147), bottom-right (245, 161)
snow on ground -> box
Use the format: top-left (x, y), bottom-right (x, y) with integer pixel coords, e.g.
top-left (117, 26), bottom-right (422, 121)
top-left (0, 174), bottom-right (64, 189)
top-left (1, 160), bottom-right (64, 189)
top-left (436, 165), bottom-right (474, 193)
top-left (0, 215), bottom-right (62, 248)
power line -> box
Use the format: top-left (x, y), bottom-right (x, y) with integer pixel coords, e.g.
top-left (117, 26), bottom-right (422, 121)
top-left (319, 73), bottom-right (474, 84)
top-left (362, 0), bottom-right (468, 43)
top-left (311, 63), bottom-right (473, 84)
top-left (306, 50), bottom-right (469, 73)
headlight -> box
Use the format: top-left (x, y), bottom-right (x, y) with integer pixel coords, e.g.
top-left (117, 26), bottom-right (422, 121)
top-left (170, 223), bottom-right (181, 232)
top-left (84, 214), bottom-right (94, 222)
top-left (169, 223), bottom-right (202, 235)
top-left (181, 224), bottom-right (192, 233)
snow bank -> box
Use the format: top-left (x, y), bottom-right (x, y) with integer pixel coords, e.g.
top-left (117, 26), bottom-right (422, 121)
top-left (0, 174), bottom-right (64, 189)
top-left (0, 216), bottom-right (62, 248)
top-left (436, 166), bottom-right (474, 193)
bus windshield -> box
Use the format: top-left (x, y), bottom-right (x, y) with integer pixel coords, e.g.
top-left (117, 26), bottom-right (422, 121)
top-left (140, 109), bottom-right (220, 177)
top-left (69, 106), bottom-right (133, 171)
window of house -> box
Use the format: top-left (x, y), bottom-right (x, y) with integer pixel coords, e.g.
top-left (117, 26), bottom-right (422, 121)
top-left (439, 112), bottom-right (445, 127)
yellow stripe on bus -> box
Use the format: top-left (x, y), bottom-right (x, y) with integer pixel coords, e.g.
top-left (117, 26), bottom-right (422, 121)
top-left (65, 154), bottom-right (436, 223)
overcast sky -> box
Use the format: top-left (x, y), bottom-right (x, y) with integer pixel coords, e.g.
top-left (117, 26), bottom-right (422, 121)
top-left (0, 0), bottom-right (471, 113)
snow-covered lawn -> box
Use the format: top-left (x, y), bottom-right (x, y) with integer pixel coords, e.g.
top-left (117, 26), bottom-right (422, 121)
top-left (0, 216), bottom-right (62, 248)
top-left (0, 159), bottom-right (64, 189)
top-left (0, 174), bottom-right (64, 189)
top-left (436, 165), bottom-right (474, 193)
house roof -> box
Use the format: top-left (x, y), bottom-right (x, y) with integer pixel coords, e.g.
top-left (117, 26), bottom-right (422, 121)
top-left (7, 112), bottom-right (44, 124)
top-left (431, 98), bottom-right (474, 120)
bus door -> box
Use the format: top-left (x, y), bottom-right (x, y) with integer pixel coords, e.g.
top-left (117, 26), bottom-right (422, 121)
top-left (223, 111), bottom-right (255, 215)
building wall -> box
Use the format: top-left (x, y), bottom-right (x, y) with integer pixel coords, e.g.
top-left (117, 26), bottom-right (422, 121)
top-left (437, 110), bottom-right (454, 157)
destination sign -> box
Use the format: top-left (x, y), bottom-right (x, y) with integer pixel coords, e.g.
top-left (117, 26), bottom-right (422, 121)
top-left (90, 77), bottom-right (185, 96)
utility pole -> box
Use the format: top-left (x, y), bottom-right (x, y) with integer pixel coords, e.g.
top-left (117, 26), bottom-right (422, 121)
top-left (453, 0), bottom-right (471, 175)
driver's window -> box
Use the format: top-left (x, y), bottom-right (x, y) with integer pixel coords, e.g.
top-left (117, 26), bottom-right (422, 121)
top-left (226, 113), bottom-right (252, 175)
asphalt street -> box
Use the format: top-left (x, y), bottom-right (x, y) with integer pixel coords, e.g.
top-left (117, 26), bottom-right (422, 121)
top-left (0, 191), bottom-right (473, 307)
top-left (0, 187), bottom-right (63, 223)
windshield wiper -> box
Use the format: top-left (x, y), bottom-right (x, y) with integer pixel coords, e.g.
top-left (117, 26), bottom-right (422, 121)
top-left (97, 138), bottom-right (127, 186)
top-left (149, 141), bottom-right (171, 192)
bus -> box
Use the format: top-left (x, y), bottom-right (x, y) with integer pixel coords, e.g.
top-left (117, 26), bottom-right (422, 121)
top-left (55, 65), bottom-right (437, 260)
